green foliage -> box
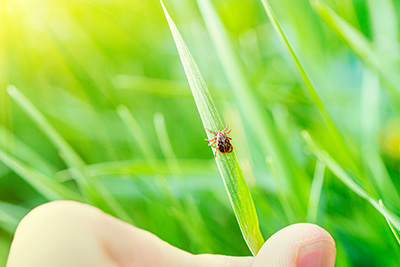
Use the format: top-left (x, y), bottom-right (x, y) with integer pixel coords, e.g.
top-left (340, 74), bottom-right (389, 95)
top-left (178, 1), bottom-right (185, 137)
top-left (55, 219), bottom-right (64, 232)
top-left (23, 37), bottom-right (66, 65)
top-left (1, 0), bottom-right (400, 265)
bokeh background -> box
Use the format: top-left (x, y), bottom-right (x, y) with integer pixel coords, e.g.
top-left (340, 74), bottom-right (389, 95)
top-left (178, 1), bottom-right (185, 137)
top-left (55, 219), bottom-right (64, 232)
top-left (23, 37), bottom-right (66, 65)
top-left (1, 0), bottom-right (400, 266)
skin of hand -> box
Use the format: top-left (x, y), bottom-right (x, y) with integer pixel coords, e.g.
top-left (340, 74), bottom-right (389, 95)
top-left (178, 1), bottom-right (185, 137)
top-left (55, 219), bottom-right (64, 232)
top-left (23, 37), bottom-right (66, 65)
top-left (6, 201), bottom-right (336, 267)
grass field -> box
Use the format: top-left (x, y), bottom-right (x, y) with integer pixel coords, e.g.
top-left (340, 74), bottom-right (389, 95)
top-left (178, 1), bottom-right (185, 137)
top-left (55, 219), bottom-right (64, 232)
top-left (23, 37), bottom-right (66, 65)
top-left (1, 0), bottom-right (400, 265)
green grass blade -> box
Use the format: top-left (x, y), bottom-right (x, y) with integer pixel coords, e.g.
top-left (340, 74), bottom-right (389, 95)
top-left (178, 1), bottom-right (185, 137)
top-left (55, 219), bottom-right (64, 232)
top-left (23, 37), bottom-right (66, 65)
top-left (306, 160), bottom-right (325, 223)
top-left (265, 156), bottom-right (296, 223)
top-left (302, 131), bottom-right (400, 231)
top-left (197, 0), bottom-right (306, 209)
top-left (0, 124), bottom-right (57, 176)
top-left (119, 109), bottom-right (212, 251)
top-left (6, 86), bottom-right (86, 169)
top-left (0, 149), bottom-right (82, 201)
top-left (153, 112), bottom-right (216, 252)
top-left (0, 201), bottom-right (29, 234)
top-left (161, 4), bottom-right (222, 132)
top-left (56, 159), bottom-right (215, 180)
top-left (261, 0), bottom-right (359, 173)
top-left (261, 0), bottom-right (328, 119)
top-left (302, 131), bottom-right (370, 199)
top-left (379, 200), bottom-right (400, 246)
top-left (7, 85), bottom-right (133, 224)
top-left (360, 70), bottom-right (400, 206)
top-left (117, 105), bottom-right (158, 164)
top-left (161, 1), bottom-right (264, 255)
top-left (7, 85), bottom-right (89, 194)
top-left (113, 75), bottom-right (192, 97)
top-left (310, 0), bottom-right (379, 65)
top-left (310, 0), bottom-right (400, 104)
top-left (153, 112), bottom-right (181, 175)
top-left (119, 104), bottom-right (206, 237)
top-left (113, 74), bottom-right (227, 100)
top-left (368, 0), bottom-right (398, 54)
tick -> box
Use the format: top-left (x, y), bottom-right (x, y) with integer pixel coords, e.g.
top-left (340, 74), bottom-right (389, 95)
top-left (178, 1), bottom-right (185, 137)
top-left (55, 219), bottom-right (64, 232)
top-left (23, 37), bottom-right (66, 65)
top-left (205, 124), bottom-right (233, 158)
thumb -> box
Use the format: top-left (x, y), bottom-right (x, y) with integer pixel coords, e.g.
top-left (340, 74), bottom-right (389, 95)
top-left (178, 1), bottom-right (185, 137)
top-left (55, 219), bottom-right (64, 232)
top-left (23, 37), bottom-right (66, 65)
top-left (253, 223), bottom-right (336, 267)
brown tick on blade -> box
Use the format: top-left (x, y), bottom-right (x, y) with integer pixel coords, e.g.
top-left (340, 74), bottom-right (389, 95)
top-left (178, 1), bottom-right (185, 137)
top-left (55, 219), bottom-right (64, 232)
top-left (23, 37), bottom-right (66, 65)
top-left (205, 124), bottom-right (233, 158)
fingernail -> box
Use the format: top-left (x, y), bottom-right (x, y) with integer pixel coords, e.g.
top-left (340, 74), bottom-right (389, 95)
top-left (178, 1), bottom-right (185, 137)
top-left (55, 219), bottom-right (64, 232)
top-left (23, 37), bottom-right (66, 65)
top-left (297, 240), bottom-right (336, 267)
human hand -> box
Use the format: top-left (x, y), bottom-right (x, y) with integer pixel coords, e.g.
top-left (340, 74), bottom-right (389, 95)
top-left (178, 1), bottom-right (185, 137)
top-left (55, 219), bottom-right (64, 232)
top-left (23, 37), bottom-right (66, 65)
top-left (7, 201), bottom-right (336, 267)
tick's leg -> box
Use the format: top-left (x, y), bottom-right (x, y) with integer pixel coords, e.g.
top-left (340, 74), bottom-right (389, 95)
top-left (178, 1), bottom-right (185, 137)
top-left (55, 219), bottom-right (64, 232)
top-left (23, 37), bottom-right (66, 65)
top-left (208, 140), bottom-right (217, 146)
top-left (228, 144), bottom-right (233, 153)
top-left (205, 136), bottom-right (217, 142)
top-left (222, 124), bottom-right (229, 132)
top-left (206, 128), bottom-right (217, 135)
top-left (214, 148), bottom-right (218, 158)
top-left (224, 129), bottom-right (232, 134)
top-left (227, 137), bottom-right (232, 140)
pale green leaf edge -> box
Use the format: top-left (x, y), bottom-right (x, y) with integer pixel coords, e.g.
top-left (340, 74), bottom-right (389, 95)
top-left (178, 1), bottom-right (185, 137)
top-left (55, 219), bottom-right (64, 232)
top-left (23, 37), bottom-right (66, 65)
top-left (379, 200), bottom-right (400, 246)
top-left (302, 131), bottom-right (400, 231)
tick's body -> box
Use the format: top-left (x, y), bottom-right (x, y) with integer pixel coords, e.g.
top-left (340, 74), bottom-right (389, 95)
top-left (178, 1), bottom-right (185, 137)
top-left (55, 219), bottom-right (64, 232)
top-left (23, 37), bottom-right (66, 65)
top-left (205, 124), bottom-right (233, 158)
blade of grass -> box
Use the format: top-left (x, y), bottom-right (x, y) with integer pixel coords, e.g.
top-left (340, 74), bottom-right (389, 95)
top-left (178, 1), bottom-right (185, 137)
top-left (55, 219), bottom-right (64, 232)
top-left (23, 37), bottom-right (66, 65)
top-left (0, 148), bottom-right (82, 201)
top-left (118, 105), bottom-right (211, 249)
top-left (113, 74), bottom-right (228, 100)
top-left (7, 85), bottom-right (133, 224)
top-left (117, 105), bottom-right (158, 165)
top-left (223, 107), bottom-right (257, 186)
top-left (265, 156), bottom-right (296, 223)
top-left (197, 0), bottom-right (306, 210)
top-left (0, 124), bottom-right (57, 176)
top-left (306, 160), bottom-right (325, 223)
top-left (7, 85), bottom-right (89, 194)
top-left (153, 112), bottom-right (215, 252)
top-left (261, 0), bottom-right (360, 175)
top-left (367, 0), bottom-right (399, 56)
top-left (117, 106), bottom-right (178, 207)
top-left (302, 130), bottom-right (400, 231)
top-left (113, 75), bottom-right (191, 97)
top-left (161, 1), bottom-right (264, 255)
top-left (335, 0), bottom-right (360, 29)
top-left (360, 69), bottom-right (400, 206)
top-left (56, 159), bottom-right (215, 181)
top-left (310, 0), bottom-right (400, 106)
top-left (0, 201), bottom-right (29, 234)
top-left (379, 199), bottom-right (400, 246)
top-left (302, 131), bottom-right (370, 199)
top-left (153, 112), bottom-right (181, 175)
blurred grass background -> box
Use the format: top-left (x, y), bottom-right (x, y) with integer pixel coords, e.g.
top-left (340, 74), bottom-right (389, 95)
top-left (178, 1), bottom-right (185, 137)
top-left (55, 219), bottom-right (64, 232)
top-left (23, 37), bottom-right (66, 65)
top-left (1, 0), bottom-right (400, 265)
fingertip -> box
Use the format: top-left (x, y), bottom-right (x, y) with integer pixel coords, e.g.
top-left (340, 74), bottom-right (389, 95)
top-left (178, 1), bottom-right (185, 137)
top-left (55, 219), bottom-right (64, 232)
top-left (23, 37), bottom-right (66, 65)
top-left (253, 223), bottom-right (336, 267)
top-left (297, 240), bottom-right (335, 267)
top-left (7, 201), bottom-right (109, 266)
